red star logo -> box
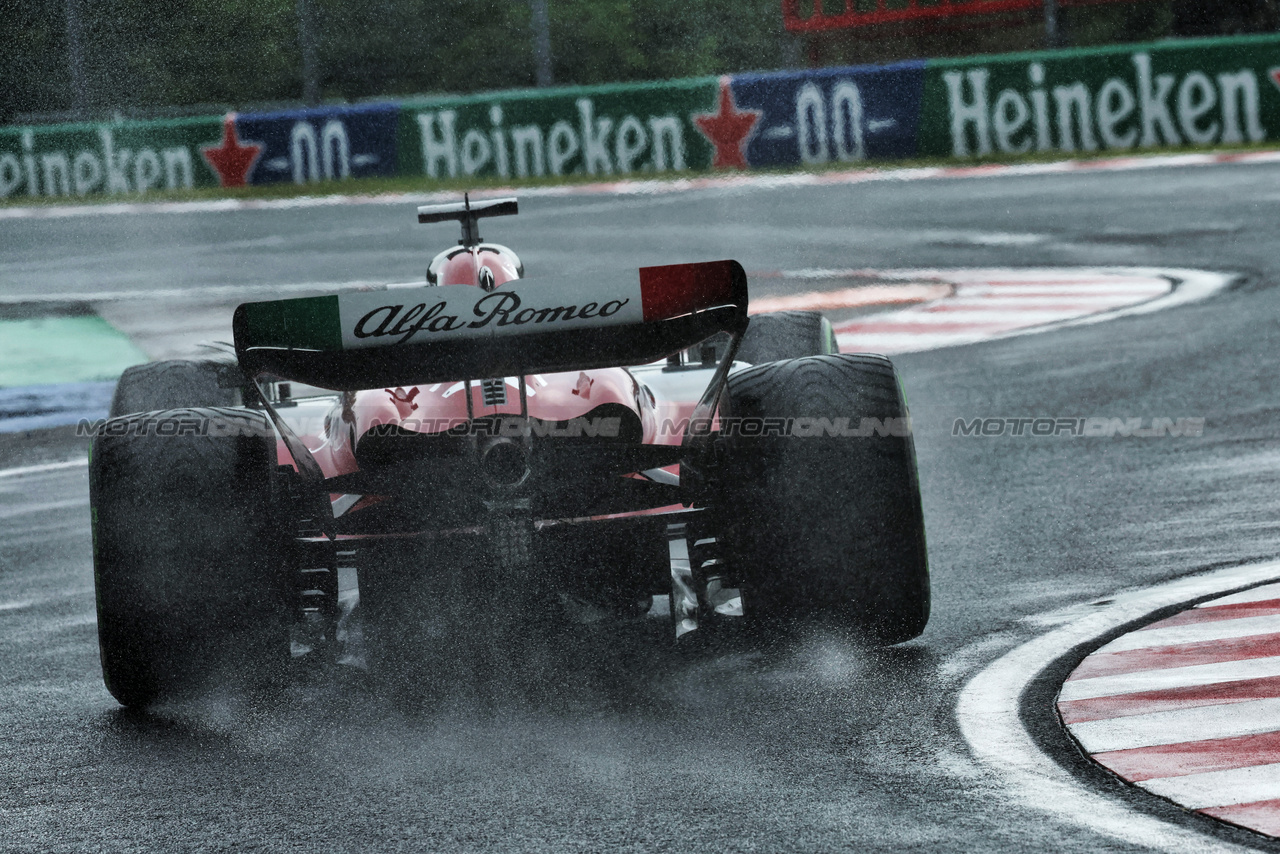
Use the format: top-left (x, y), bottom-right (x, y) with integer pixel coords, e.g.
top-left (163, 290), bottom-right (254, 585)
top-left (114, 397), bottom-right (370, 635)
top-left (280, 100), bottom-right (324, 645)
top-left (694, 77), bottom-right (761, 170)
top-left (200, 114), bottom-right (262, 187)
top-left (1270, 68), bottom-right (1280, 92)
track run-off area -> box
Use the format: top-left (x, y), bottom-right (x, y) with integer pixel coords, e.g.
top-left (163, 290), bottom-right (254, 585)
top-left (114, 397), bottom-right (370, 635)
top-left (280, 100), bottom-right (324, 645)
top-left (6, 152), bottom-right (1280, 850)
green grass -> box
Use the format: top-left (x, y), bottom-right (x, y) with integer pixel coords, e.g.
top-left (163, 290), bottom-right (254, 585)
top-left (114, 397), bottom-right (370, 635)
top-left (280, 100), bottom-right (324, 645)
top-left (0, 316), bottom-right (149, 386)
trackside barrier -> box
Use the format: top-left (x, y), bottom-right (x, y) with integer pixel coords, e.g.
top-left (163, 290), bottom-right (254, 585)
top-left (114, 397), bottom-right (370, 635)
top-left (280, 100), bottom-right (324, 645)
top-left (3, 33), bottom-right (1279, 200)
top-left (0, 115), bottom-right (225, 198)
top-left (235, 103), bottom-right (400, 186)
top-left (396, 78), bottom-right (719, 180)
top-left (727, 62), bottom-right (927, 168)
top-left (917, 34), bottom-right (1280, 159)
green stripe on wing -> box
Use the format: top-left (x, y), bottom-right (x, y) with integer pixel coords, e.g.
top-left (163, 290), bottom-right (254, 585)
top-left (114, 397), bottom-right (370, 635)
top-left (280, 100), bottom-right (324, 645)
top-left (239, 295), bottom-right (343, 351)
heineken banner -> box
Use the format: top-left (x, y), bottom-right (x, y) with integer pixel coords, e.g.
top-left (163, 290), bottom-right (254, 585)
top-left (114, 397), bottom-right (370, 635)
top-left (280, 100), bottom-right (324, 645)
top-left (726, 62), bottom-right (926, 169)
top-left (397, 78), bottom-right (720, 180)
top-left (3, 33), bottom-right (1280, 200)
top-left (0, 115), bottom-right (225, 198)
top-left (235, 103), bottom-right (399, 186)
top-left (918, 33), bottom-right (1280, 159)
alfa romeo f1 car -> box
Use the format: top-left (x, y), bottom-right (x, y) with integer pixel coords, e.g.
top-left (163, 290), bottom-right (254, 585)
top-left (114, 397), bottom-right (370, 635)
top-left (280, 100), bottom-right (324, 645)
top-left (89, 197), bottom-right (930, 707)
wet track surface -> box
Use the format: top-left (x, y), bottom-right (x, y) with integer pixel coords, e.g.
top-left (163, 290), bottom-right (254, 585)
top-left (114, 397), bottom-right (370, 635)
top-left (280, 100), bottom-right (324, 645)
top-left (5, 164), bottom-right (1280, 850)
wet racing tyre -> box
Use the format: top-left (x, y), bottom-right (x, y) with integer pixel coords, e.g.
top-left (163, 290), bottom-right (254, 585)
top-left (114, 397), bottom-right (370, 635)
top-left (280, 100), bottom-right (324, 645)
top-left (109, 359), bottom-right (240, 418)
top-left (735, 311), bottom-right (838, 365)
top-left (719, 354), bottom-right (930, 644)
top-left (89, 407), bottom-right (289, 707)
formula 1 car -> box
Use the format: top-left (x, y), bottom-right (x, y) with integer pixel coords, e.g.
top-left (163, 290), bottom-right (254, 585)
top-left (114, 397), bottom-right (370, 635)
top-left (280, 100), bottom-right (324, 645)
top-left (89, 197), bottom-right (930, 708)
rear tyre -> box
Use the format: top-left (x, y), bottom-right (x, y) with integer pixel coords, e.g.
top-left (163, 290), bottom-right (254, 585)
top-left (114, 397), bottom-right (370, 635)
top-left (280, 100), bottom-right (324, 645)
top-left (735, 311), bottom-right (837, 365)
top-left (719, 354), bottom-right (929, 644)
top-left (110, 359), bottom-right (239, 418)
top-left (89, 407), bottom-right (289, 707)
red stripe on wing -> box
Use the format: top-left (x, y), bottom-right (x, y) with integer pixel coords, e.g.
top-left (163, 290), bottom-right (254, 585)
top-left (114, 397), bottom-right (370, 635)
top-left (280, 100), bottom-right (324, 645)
top-left (638, 261), bottom-right (742, 322)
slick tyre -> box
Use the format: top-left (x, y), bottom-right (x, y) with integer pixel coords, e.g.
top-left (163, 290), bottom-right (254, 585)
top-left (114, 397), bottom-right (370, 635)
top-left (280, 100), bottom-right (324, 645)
top-left (735, 311), bottom-right (838, 365)
top-left (720, 354), bottom-right (929, 644)
top-left (110, 359), bottom-right (239, 418)
top-left (89, 407), bottom-right (288, 707)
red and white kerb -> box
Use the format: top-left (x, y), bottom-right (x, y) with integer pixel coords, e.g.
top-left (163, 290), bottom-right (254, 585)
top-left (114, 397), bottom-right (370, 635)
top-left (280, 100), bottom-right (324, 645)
top-left (1060, 581), bottom-right (1280, 838)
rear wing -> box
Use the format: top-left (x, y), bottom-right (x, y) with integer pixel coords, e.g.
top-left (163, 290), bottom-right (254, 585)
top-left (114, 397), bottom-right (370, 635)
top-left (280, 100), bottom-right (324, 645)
top-left (417, 195), bottom-right (517, 247)
top-left (233, 260), bottom-right (748, 390)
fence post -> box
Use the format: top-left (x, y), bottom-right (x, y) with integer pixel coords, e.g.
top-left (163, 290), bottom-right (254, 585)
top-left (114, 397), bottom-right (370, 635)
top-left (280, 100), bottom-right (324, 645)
top-left (298, 0), bottom-right (320, 106)
top-left (1045, 0), bottom-right (1062, 47)
top-left (65, 0), bottom-right (87, 117)
top-left (531, 0), bottom-right (554, 87)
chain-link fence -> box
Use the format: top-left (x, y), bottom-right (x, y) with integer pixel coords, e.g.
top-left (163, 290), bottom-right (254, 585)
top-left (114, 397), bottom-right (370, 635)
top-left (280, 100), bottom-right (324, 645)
top-left (2, 0), bottom-right (1276, 125)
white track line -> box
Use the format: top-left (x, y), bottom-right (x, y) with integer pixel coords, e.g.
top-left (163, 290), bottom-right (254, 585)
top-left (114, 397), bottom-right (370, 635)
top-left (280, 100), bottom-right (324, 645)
top-left (956, 560), bottom-right (1280, 852)
top-left (1059, 655), bottom-right (1280, 703)
top-left (837, 268), bottom-right (1236, 355)
top-left (1070, 697), bottom-right (1280, 753)
top-left (0, 459), bottom-right (88, 479)
top-left (1056, 269), bottom-right (1237, 328)
top-left (4, 149), bottom-right (1280, 220)
top-left (1105, 614), bottom-right (1280, 652)
top-left (1143, 764), bottom-right (1280, 810)
top-left (1203, 584), bottom-right (1280, 608)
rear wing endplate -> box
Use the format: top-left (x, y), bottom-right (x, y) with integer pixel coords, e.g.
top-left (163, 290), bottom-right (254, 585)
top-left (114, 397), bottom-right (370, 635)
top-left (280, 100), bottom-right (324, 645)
top-left (233, 260), bottom-right (748, 391)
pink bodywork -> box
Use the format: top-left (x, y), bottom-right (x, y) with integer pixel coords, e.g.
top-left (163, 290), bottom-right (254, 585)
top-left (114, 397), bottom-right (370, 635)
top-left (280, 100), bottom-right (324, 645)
top-left (435, 245), bottom-right (521, 288)
top-left (282, 246), bottom-right (694, 484)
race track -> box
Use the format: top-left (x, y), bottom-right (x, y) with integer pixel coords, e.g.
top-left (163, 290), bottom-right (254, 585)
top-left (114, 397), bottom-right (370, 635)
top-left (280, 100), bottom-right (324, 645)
top-left (4, 160), bottom-right (1280, 851)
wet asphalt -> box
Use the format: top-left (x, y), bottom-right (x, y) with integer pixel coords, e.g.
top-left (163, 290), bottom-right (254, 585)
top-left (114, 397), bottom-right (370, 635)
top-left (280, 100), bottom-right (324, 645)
top-left (4, 162), bottom-right (1280, 851)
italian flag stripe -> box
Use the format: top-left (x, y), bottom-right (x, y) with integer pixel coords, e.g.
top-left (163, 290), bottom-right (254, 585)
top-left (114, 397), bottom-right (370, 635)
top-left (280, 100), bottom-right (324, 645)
top-left (240, 295), bottom-right (342, 351)
top-left (638, 260), bottom-right (739, 322)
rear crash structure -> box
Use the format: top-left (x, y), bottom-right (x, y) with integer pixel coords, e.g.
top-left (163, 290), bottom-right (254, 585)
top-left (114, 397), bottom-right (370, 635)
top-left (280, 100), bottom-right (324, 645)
top-left (89, 198), bottom-right (930, 707)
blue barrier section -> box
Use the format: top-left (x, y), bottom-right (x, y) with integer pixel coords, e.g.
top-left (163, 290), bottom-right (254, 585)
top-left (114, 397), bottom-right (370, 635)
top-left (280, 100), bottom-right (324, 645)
top-left (0, 381), bottom-right (115, 433)
top-left (236, 103), bottom-right (399, 186)
top-left (730, 61), bottom-right (927, 168)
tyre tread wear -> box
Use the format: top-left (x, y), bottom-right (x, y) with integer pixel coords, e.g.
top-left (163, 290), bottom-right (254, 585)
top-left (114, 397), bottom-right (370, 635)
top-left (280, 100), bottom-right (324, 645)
top-left (736, 311), bottom-right (837, 365)
top-left (721, 354), bottom-right (929, 644)
top-left (110, 360), bottom-right (239, 418)
top-left (89, 406), bottom-right (286, 706)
